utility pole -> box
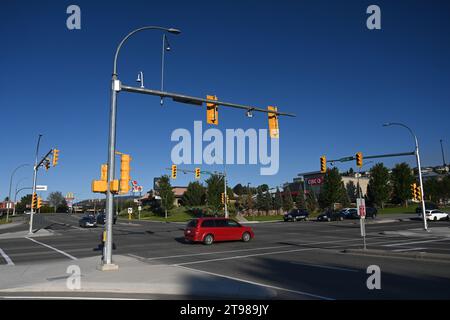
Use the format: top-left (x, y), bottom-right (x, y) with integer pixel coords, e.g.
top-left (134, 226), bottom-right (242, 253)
top-left (29, 134), bottom-right (42, 234)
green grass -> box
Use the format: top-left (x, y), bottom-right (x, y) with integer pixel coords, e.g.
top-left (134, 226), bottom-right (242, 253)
top-left (378, 205), bottom-right (418, 215)
top-left (245, 215), bottom-right (284, 222)
top-left (0, 217), bottom-right (12, 225)
top-left (121, 206), bottom-right (196, 222)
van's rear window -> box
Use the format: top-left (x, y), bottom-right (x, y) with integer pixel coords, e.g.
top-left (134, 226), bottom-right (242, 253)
top-left (187, 220), bottom-right (198, 228)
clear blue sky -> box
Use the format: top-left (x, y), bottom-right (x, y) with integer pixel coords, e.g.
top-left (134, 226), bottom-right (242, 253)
top-left (1, 0), bottom-right (449, 201)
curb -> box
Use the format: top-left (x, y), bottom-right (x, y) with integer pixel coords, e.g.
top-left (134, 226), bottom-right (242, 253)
top-left (342, 248), bottom-right (450, 264)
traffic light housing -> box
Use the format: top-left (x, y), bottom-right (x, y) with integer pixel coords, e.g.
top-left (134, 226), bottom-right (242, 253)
top-left (45, 159), bottom-right (50, 171)
top-left (171, 164), bottom-right (177, 179)
top-left (119, 154), bottom-right (131, 194)
top-left (101, 164), bottom-right (108, 181)
top-left (356, 152), bottom-right (363, 168)
top-left (221, 192), bottom-right (225, 205)
top-left (52, 149), bottom-right (59, 167)
top-left (92, 164), bottom-right (108, 193)
top-left (37, 197), bottom-right (42, 209)
top-left (31, 193), bottom-right (38, 209)
top-left (206, 95), bottom-right (218, 125)
top-left (411, 183), bottom-right (418, 201)
top-left (195, 168), bottom-right (201, 179)
top-left (320, 156), bottom-right (327, 174)
top-left (416, 185), bottom-right (422, 201)
top-left (268, 106), bottom-right (279, 139)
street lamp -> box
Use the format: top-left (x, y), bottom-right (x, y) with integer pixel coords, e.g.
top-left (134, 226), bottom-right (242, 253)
top-left (383, 122), bottom-right (428, 231)
top-left (7, 164), bottom-right (30, 222)
top-left (103, 26), bottom-right (181, 269)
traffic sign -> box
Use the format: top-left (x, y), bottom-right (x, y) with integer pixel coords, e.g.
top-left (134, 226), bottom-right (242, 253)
top-left (36, 185), bottom-right (47, 191)
top-left (128, 208), bottom-right (133, 214)
top-left (357, 198), bottom-right (366, 219)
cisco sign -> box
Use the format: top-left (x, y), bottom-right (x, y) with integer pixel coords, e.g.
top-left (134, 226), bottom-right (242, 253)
top-left (307, 177), bottom-right (324, 186)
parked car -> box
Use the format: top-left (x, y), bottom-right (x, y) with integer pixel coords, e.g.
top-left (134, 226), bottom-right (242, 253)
top-left (317, 210), bottom-right (347, 222)
top-left (419, 209), bottom-right (449, 221)
top-left (184, 217), bottom-right (254, 245)
top-left (96, 213), bottom-right (117, 225)
top-left (346, 207), bottom-right (378, 219)
top-left (339, 208), bottom-right (358, 219)
top-left (79, 215), bottom-right (97, 228)
top-left (283, 209), bottom-right (309, 222)
top-left (416, 202), bottom-right (438, 213)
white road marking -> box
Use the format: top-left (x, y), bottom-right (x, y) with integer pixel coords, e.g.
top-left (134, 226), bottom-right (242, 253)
top-left (0, 248), bottom-right (14, 266)
top-left (392, 247), bottom-right (427, 252)
top-left (383, 238), bottom-right (450, 247)
top-left (25, 237), bottom-right (77, 260)
top-left (290, 262), bottom-right (359, 272)
top-left (176, 265), bottom-right (334, 300)
top-left (172, 247), bottom-right (317, 266)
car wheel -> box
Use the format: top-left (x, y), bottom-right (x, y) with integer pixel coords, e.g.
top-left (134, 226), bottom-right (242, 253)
top-left (242, 232), bottom-right (251, 242)
top-left (434, 216), bottom-right (438, 221)
top-left (203, 234), bottom-right (214, 245)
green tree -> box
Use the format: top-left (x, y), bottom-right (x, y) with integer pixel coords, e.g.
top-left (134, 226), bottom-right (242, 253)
top-left (273, 188), bottom-right (283, 212)
top-left (319, 167), bottom-right (346, 209)
top-left (182, 181), bottom-right (206, 206)
top-left (158, 175), bottom-right (175, 217)
top-left (232, 184), bottom-right (245, 196)
top-left (295, 192), bottom-right (306, 210)
top-left (282, 186), bottom-right (294, 212)
top-left (16, 194), bottom-right (32, 214)
top-left (47, 191), bottom-right (65, 213)
top-left (390, 163), bottom-right (415, 207)
top-left (206, 174), bottom-right (224, 213)
top-left (345, 181), bottom-right (357, 203)
top-left (305, 192), bottom-right (319, 213)
top-left (367, 163), bottom-right (391, 208)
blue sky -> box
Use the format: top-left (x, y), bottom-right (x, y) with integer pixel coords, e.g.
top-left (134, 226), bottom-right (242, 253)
top-left (1, 0), bottom-right (450, 201)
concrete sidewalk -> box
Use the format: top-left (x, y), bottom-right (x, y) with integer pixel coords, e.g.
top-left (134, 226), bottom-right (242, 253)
top-left (382, 226), bottom-right (450, 238)
top-left (0, 229), bottom-right (54, 240)
top-left (0, 254), bottom-right (279, 299)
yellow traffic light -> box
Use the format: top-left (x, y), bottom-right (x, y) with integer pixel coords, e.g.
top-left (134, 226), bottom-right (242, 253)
top-left (37, 197), bottom-right (42, 209)
top-left (119, 154), bottom-right (131, 194)
top-left (356, 152), bottom-right (363, 168)
top-left (416, 185), bottom-right (422, 201)
top-left (92, 180), bottom-right (108, 193)
top-left (52, 149), bottom-right (59, 167)
top-left (45, 160), bottom-right (50, 171)
top-left (110, 180), bottom-right (119, 194)
top-left (195, 168), bottom-right (201, 179)
top-left (171, 164), bottom-right (177, 179)
top-left (221, 192), bottom-right (225, 205)
top-left (206, 95), bottom-right (218, 125)
top-left (268, 106), bottom-right (279, 139)
top-left (320, 156), bottom-right (327, 174)
top-left (101, 164), bottom-right (108, 181)
top-left (411, 183), bottom-right (417, 201)
top-left (31, 193), bottom-right (38, 209)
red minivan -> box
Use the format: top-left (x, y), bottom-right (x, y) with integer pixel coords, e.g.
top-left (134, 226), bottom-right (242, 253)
top-left (184, 217), bottom-right (254, 245)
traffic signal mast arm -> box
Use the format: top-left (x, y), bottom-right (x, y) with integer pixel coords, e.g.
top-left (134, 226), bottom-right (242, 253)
top-left (120, 84), bottom-right (296, 118)
top-left (35, 149), bottom-right (58, 171)
top-left (326, 151), bottom-right (415, 164)
top-left (166, 167), bottom-right (225, 177)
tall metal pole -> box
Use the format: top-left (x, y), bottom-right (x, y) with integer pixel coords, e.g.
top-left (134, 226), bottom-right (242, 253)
top-left (7, 164), bottom-right (29, 222)
top-left (102, 26), bottom-right (180, 268)
top-left (224, 170), bottom-right (228, 218)
top-left (29, 134), bottom-right (42, 234)
top-left (160, 34), bottom-right (166, 106)
top-left (440, 139), bottom-right (446, 167)
top-left (384, 123), bottom-right (428, 231)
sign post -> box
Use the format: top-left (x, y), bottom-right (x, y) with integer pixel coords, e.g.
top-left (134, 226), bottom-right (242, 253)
top-left (128, 207), bottom-right (133, 221)
top-left (357, 198), bottom-right (367, 250)
top-left (138, 205), bottom-right (142, 220)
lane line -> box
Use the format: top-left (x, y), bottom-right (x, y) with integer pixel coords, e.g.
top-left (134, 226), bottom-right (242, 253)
top-left (392, 247), bottom-right (427, 253)
top-left (290, 262), bottom-right (359, 273)
top-left (0, 248), bottom-right (14, 266)
top-left (383, 238), bottom-right (450, 247)
top-left (172, 247), bottom-right (317, 266)
top-left (176, 265), bottom-right (334, 300)
top-left (25, 237), bottom-right (78, 260)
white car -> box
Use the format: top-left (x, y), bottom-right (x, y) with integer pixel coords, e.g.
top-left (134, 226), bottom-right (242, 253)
top-left (419, 209), bottom-right (449, 221)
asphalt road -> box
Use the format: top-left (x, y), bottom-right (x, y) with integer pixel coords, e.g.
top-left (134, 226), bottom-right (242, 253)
top-left (1, 213), bottom-right (450, 299)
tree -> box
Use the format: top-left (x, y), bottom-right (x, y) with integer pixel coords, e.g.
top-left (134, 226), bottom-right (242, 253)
top-left (182, 181), bottom-right (206, 206)
top-left (319, 168), bottom-right (346, 209)
top-left (206, 174), bottom-right (224, 213)
top-left (295, 192), bottom-right (306, 210)
top-left (47, 192), bottom-right (65, 213)
top-left (232, 184), bottom-right (245, 196)
top-left (305, 192), bottom-right (319, 213)
top-left (282, 186), bottom-right (294, 212)
top-left (390, 163), bottom-right (415, 207)
top-left (158, 175), bottom-right (175, 217)
top-left (256, 190), bottom-right (271, 213)
top-left (367, 163), bottom-right (391, 208)
top-left (273, 188), bottom-right (283, 213)
top-left (345, 181), bottom-right (357, 203)
top-left (16, 194), bottom-right (32, 213)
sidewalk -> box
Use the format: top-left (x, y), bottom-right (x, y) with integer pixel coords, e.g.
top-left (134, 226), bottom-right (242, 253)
top-left (0, 254), bottom-right (277, 299)
top-left (382, 226), bottom-right (450, 238)
top-left (0, 229), bottom-right (54, 240)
